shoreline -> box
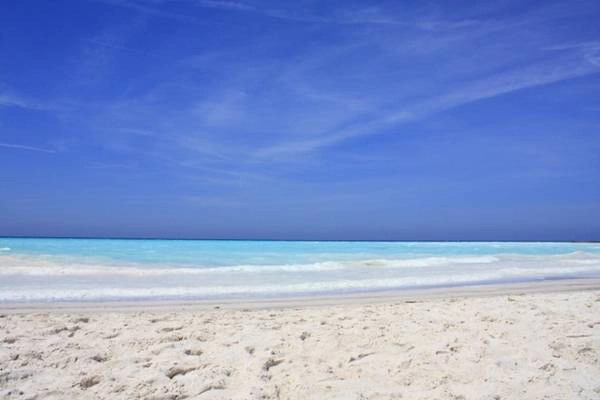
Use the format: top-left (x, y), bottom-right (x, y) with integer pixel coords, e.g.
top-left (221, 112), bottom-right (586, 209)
top-left (3, 277), bottom-right (600, 313)
top-left (1, 280), bottom-right (599, 399)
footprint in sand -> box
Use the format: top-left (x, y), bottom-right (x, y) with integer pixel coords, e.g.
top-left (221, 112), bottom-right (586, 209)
top-left (184, 348), bottom-right (203, 356)
top-left (80, 375), bottom-right (101, 389)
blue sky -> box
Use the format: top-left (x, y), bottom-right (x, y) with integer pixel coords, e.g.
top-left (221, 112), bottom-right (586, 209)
top-left (1, 0), bottom-right (599, 240)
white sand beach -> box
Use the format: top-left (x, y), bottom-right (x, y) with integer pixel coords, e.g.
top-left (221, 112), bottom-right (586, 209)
top-left (1, 281), bottom-right (599, 400)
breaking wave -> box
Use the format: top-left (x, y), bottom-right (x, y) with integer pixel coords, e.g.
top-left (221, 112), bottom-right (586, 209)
top-left (0, 254), bottom-right (503, 276)
top-left (1, 242), bottom-right (599, 303)
top-left (1, 264), bottom-right (600, 302)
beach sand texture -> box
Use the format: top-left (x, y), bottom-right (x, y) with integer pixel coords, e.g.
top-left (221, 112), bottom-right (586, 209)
top-left (1, 289), bottom-right (599, 399)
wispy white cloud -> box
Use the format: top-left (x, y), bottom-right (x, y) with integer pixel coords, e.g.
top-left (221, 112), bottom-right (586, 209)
top-left (0, 91), bottom-right (55, 111)
top-left (546, 41), bottom-right (600, 66)
top-left (102, 0), bottom-right (475, 30)
top-left (85, 38), bottom-right (155, 56)
top-left (118, 128), bottom-right (159, 137)
top-left (0, 142), bottom-right (56, 154)
top-left (224, 3), bottom-right (475, 30)
top-left (1, 87), bottom-right (75, 113)
top-left (97, 0), bottom-right (202, 22)
top-left (196, 0), bottom-right (253, 12)
top-left (88, 161), bottom-right (137, 169)
top-left (191, 90), bottom-right (248, 126)
top-left (68, 1), bottom-right (600, 173)
top-left (0, 93), bottom-right (31, 109)
top-left (258, 46), bottom-right (600, 157)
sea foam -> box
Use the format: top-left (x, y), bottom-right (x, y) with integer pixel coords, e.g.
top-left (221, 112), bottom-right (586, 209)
top-left (1, 239), bottom-right (599, 302)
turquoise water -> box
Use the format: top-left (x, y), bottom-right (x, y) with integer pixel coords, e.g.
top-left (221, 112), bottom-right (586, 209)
top-left (1, 238), bottom-right (600, 302)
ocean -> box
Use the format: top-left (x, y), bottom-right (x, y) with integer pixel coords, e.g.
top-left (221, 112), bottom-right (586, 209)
top-left (1, 238), bottom-right (599, 303)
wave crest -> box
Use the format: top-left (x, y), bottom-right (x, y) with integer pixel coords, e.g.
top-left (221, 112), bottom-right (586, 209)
top-left (0, 254), bottom-right (502, 276)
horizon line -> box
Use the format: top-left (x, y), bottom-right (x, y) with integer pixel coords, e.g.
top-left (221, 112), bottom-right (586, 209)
top-left (0, 235), bottom-right (598, 243)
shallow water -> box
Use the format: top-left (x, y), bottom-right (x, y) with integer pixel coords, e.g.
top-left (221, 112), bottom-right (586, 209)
top-left (1, 238), bottom-right (599, 302)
